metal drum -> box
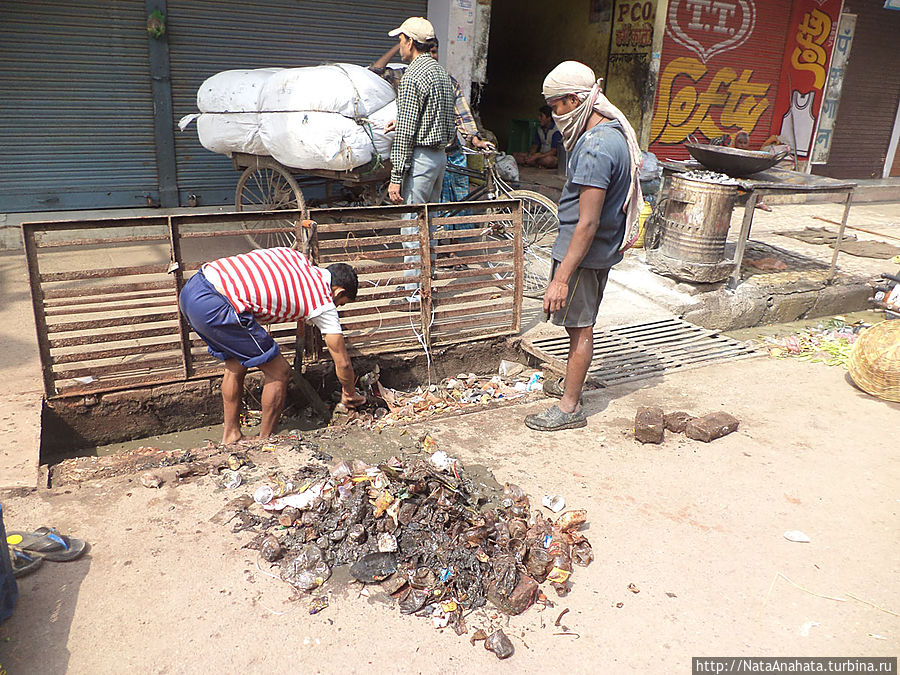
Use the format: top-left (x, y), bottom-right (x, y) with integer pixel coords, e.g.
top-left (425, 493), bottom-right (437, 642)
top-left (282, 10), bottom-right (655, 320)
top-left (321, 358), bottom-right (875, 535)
top-left (658, 175), bottom-right (738, 282)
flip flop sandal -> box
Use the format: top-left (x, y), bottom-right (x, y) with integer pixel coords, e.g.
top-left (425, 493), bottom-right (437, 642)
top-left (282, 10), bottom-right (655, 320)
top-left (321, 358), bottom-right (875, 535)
top-left (10, 546), bottom-right (43, 578)
top-left (6, 527), bottom-right (88, 562)
top-left (524, 404), bottom-right (587, 432)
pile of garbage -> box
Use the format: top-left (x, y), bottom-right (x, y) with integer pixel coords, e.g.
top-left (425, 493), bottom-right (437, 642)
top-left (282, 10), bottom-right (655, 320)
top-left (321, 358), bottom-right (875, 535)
top-left (758, 317), bottom-right (869, 368)
top-left (219, 439), bottom-right (592, 660)
top-left (333, 361), bottom-right (544, 430)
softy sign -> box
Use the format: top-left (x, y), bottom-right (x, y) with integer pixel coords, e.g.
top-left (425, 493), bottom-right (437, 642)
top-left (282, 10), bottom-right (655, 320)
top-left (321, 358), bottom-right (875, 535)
top-left (649, 0), bottom-right (790, 159)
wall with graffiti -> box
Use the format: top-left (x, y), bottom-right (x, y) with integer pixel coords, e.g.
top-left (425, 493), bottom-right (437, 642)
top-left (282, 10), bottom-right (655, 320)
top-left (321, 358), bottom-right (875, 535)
top-left (649, 0), bottom-right (792, 159)
top-left (606, 0), bottom-right (656, 141)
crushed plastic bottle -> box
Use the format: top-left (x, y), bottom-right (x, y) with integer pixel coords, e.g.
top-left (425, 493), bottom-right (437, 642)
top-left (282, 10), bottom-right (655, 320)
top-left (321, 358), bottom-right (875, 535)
top-left (484, 629), bottom-right (514, 659)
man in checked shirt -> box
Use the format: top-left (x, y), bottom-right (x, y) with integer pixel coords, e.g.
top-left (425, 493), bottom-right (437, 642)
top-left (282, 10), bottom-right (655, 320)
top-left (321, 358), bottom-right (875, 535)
top-left (382, 17), bottom-right (456, 298)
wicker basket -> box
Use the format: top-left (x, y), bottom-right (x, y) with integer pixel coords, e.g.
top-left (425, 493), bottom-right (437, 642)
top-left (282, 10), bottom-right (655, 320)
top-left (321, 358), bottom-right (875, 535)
top-left (848, 321), bottom-right (900, 402)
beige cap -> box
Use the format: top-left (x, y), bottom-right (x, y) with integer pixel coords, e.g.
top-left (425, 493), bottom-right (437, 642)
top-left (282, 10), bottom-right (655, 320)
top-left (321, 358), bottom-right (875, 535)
top-left (388, 17), bottom-right (435, 42)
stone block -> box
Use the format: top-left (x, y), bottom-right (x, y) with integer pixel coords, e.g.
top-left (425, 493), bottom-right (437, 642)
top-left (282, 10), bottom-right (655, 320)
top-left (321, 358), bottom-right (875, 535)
top-left (634, 406), bottom-right (665, 444)
top-left (684, 412), bottom-right (740, 442)
top-left (664, 411), bottom-right (694, 433)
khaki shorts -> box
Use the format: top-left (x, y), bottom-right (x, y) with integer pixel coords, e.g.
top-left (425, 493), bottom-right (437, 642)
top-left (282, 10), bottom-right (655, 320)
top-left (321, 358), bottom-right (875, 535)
top-left (548, 261), bottom-right (611, 328)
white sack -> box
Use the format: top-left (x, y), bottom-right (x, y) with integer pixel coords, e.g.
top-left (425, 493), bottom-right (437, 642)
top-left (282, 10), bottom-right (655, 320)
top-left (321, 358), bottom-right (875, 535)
top-left (259, 63), bottom-right (395, 117)
top-left (197, 68), bottom-right (281, 113)
top-left (260, 111), bottom-right (393, 171)
top-left (196, 113), bottom-right (267, 156)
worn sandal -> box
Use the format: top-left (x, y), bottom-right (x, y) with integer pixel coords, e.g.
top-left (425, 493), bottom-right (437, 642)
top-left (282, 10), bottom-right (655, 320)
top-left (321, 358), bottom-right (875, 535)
top-left (10, 547), bottom-right (43, 578)
top-left (6, 527), bottom-right (87, 562)
top-left (524, 404), bottom-right (587, 431)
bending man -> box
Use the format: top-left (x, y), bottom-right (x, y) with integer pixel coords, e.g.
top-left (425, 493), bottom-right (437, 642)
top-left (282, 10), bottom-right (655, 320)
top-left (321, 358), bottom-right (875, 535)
top-left (525, 61), bottom-right (643, 432)
top-left (179, 247), bottom-right (366, 444)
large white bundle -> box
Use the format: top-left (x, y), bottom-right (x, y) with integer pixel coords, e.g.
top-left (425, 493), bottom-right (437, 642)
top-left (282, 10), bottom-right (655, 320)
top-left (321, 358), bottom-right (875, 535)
top-left (259, 100), bottom-right (396, 171)
top-left (196, 113), bottom-right (267, 156)
top-left (193, 62), bottom-right (397, 170)
top-left (197, 68), bottom-right (281, 113)
top-left (259, 63), bottom-right (395, 118)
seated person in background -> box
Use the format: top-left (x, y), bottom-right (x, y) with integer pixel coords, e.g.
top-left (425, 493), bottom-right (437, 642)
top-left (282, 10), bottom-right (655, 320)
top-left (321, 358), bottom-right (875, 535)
top-left (514, 105), bottom-right (562, 169)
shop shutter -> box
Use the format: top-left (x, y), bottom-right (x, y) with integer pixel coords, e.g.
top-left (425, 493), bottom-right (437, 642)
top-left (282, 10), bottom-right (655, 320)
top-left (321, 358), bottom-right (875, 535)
top-left (814, 3), bottom-right (900, 179)
top-left (648, 0), bottom-right (791, 161)
top-left (166, 0), bottom-right (426, 207)
top-left (0, 0), bottom-right (158, 213)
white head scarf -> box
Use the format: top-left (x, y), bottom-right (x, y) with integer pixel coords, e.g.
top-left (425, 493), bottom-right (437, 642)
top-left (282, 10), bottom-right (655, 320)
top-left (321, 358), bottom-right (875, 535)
top-left (542, 61), bottom-right (644, 251)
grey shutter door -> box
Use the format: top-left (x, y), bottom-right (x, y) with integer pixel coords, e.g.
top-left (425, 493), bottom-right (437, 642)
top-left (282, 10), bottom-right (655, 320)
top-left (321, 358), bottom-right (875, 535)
top-left (167, 0), bottom-right (425, 206)
top-left (0, 0), bottom-right (158, 212)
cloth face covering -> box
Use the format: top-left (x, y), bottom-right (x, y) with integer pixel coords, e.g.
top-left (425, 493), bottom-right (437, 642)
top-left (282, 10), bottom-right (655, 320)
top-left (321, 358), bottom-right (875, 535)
top-left (542, 60), bottom-right (644, 251)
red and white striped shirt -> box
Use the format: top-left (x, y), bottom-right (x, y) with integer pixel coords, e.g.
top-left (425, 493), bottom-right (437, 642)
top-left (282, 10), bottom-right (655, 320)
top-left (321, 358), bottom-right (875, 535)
top-left (202, 248), bottom-right (335, 324)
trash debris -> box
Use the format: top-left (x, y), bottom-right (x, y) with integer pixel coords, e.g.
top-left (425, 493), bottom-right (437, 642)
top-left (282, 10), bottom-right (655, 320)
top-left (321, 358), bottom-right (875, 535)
top-left (280, 545), bottom-right (331, 591)
top-left (867, 633), bottom-right (888, 640)
top-left (799, 620), bottom-right (819, 636)
top-left (428, 450), bottom-right (455, 473)
top-left (634, 406), bottom-right (665, 444)
top-left (627, 583), bottom-right (640, 594)
top-left (349, 552), bottom-right (397, 583)
top-left (784, 530), bottom-right (811, 543)
top-left (253, 485), bottom-right (275, 505)
top-left (211, 444), bottom-right (593, 659)
top-left (220, 469), bottom-right (242, 489)
top-left (684, 412), bottom-right (740, 442)
top-left (309, 596), bottom-right (329, 615)
top-left (541, 495), bottom-right (566, 513)
top-left (140, 472), bottom-right (163, 489)
top-left (484, 629), bottom-right (515, 659)
top-left (260, 535), bottom-right (282, 562)
top-left (758, 317), bottom-right (868, 368)
top-left (326, 367), bottom-right (545, 431)
top-left (498, 360), bottom-right (526, 377)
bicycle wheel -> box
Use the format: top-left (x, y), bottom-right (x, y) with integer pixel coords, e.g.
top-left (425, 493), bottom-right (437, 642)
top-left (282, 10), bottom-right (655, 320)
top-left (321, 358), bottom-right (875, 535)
top-left (235, 158), bottom-right (307, 249)
top-left (487, 189), bottom-right (559, 297)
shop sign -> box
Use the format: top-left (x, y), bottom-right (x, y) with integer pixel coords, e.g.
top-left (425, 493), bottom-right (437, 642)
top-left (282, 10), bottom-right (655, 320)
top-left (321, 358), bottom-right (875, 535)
top-left (769, 0), bottom-right (843, 157)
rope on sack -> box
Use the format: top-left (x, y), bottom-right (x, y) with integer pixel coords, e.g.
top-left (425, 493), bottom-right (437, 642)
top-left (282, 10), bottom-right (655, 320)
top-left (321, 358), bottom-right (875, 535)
top-left (331, 63), bottom-right (385, 170)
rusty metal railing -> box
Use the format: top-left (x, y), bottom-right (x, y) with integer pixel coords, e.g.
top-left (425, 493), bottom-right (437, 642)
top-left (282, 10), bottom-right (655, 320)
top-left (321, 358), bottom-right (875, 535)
top-left (23, 200), bottom-right (522, 398)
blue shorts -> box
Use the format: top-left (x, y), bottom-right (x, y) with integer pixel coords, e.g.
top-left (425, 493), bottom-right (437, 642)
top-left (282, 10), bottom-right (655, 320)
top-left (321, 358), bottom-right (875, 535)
top-left (178, 271), bottom-right (280, 368)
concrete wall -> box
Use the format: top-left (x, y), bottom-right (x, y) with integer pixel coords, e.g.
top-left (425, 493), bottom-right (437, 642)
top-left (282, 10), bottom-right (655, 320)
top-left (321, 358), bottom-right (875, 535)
top-left (429, 0), bottom-right (491, 99)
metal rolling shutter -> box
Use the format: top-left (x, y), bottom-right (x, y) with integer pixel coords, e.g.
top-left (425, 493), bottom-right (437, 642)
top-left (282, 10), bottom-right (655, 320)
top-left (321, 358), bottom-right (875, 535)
top-left (167, 0), bottom-right (426, 207)
top-left (0, 0), bottom-right (158, 213)
top-left (815, 3), bottom-right (900, 179)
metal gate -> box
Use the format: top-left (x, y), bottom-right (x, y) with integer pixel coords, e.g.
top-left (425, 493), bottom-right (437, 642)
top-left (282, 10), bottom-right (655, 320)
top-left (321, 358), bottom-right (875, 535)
top-left (23, 200), bottom-right (522, 399)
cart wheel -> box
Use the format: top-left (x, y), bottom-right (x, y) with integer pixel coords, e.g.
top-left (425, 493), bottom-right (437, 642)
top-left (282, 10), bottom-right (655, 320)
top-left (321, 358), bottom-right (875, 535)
top-left (486, 189), bottom-right (559, 298)
top-left (235, 159), bottom-right (307, 249)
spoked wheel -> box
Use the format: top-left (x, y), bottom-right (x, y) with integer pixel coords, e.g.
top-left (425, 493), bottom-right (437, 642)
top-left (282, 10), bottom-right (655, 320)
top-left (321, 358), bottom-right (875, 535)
top-left (486, 189), bottom-right (559, 297)
top-left (235, 158), bottom-right (307, 249)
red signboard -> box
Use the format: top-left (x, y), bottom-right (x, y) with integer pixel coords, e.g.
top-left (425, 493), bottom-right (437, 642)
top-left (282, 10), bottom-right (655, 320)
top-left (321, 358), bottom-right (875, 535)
top-left (649, 0), bottom-right (792, 160)
top-left (768, 0), bottom-right (843, 158)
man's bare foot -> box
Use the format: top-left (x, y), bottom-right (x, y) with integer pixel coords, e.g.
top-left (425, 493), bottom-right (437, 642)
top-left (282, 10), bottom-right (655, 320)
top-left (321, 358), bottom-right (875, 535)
top-left (222, 430), bottom-right (245, 445)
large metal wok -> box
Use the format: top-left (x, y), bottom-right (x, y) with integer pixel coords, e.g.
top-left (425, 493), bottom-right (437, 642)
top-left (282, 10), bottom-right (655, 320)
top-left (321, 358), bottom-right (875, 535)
top-left (684, 142), bottom-right (790, 177)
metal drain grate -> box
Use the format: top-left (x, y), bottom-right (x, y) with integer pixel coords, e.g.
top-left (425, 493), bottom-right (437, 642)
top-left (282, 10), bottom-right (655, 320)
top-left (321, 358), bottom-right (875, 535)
top-left (523, 317), bottom-right (759, 387)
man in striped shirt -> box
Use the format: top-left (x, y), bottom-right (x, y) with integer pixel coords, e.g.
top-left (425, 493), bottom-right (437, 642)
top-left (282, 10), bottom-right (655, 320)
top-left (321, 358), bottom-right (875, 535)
top-left (179, 248), bottom-right (366, 444)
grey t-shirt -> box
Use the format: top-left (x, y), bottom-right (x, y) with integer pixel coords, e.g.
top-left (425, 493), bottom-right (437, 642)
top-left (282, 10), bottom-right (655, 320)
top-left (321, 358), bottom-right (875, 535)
top-left (551, 120), bottom-right (631, 269)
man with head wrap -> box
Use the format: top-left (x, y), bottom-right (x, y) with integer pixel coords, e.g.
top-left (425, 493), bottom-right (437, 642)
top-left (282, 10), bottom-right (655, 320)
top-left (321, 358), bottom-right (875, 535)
top-left (524, 60), bottom-right (643, 432)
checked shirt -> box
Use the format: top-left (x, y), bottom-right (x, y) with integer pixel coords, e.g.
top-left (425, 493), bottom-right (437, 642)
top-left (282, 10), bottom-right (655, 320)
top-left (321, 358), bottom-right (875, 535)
top-left (389, 54), bottom-right (455, 184)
